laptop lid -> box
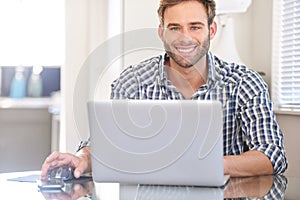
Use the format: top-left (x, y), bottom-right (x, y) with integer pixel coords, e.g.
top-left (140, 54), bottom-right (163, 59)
top-left (88, 100), bottom-right (226, 187)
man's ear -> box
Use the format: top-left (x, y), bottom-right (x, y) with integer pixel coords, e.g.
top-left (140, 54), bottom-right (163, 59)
top-left (209, 21), bottom-right (217, 40)
top-left (158, 24), bottom-right (164, 40)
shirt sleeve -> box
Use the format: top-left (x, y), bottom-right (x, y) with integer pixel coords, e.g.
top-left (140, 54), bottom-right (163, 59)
top-left (110, 66), bottom-right (137, 100)
top-left (238, 72), bottom-right (288, 174)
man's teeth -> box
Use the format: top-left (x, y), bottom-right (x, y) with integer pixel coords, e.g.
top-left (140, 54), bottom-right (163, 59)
top-left (177, 47), bottom-right (194, 53)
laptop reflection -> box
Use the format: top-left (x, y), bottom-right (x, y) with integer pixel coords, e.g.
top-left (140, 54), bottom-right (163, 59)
top-left (119, 175), bottom-right (287, 200)
top-left (122, 184), bottom-right (224, 200)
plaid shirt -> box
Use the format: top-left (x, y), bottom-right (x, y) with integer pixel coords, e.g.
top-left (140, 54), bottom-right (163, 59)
top-left (111, 51), bottom-right (287, 174)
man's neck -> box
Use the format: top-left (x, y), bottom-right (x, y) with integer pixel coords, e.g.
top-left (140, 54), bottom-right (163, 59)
top-left (166, 57), bottom-right (208, 99)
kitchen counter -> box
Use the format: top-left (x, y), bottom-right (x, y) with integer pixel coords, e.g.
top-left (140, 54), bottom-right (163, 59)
top-left (0, 97), bottom-right (52, 109)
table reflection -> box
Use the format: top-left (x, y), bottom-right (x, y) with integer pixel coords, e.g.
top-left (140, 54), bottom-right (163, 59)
top-left (40, 178), bottom-right (94, 200)
top-left (224, 175), bottom-right (287, 200)
top-left (119, 175), bottom-right (287, 200)
top-left (39, 175), bottom-right (287, 200)
top-left (133, 184), bottom-right (223, 200)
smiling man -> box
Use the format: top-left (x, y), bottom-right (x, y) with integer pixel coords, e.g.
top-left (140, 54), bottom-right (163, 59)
top-left (41, 0), bottom-right (287, 179)
top-left (158, 1), bottom-right (216, 99)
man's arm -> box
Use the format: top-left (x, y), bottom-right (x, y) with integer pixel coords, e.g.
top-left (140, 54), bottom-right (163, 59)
top-left (235, 72), bottom-right (287, 175)
top-left (224, 150), bottom-right (274, 177)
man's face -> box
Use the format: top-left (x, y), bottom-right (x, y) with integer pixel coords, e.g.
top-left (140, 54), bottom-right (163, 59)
top-left (159, 1), bottom-right (216, 68)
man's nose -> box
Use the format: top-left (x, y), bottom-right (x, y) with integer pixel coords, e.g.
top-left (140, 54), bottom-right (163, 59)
top-left (178, 27), bottom-right (193, 40)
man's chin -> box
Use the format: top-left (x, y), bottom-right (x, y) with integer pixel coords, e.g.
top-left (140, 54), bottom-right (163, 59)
top-left (175, 55), bottom-right (199, 67)
top-left (174, 60), bottom-right (194, 68)
top-left (166, 51), bottom-right (199, 68)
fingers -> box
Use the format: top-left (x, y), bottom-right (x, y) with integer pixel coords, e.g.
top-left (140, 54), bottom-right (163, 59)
top-left (40, 151), bottom-right (78, 180)
top-left (73, 158), bottom-right (88, 179)
top-left (40, 150), bottom-right (91, 180)
top-left (41, 151), bottom-right (58, 179)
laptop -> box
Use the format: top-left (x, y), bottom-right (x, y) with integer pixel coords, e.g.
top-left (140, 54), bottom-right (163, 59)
top-left (87, 100), bottom-right (229, 187)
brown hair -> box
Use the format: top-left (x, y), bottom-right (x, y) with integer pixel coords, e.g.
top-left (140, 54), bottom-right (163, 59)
top-left (157, 0), bottom-right (216, 25)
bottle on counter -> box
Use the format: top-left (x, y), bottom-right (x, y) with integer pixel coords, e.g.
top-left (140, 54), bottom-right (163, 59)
top-left (27, 65), bottom-right (43, 97)
top-left (9, 66), bottom-right (26, 99)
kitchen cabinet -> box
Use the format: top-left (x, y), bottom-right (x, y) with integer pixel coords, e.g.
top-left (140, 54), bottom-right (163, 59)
top-left (0, 98), bottom-right (51, 173)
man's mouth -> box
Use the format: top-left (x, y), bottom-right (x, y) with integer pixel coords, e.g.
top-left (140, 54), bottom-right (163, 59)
top-left (175, 45), bottom-right (197, 54)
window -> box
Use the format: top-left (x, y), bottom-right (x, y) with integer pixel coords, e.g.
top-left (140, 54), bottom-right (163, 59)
top-left (0, 0), bottom-right (64, 66)
top-left (272, 0), bottom-right (300, 110)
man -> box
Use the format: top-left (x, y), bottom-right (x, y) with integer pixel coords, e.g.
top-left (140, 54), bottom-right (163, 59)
top-left (41, 0), bottom-right (287, 179)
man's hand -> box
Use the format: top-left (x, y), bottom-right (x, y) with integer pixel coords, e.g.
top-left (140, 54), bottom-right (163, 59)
top-left (41, 147), bottom-right (91, 180)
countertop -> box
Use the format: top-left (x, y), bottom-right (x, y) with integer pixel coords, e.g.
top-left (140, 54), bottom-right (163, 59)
top-left (0, 97), bottom-right (52, 109)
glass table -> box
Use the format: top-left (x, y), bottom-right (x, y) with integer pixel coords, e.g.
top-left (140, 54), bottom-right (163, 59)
top-left (0, 171), bottom-right (298, 199)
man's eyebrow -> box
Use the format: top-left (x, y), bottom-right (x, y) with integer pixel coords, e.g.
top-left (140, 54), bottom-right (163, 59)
top-left (189, 22), bottom-right (205, 26)
top-left (166, 22), bottom-right (205, 28)
top-left (166, 23), bottom-right (181, 28)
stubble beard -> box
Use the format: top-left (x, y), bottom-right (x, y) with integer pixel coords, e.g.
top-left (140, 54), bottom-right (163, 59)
top-left (163, 36), bottom-right (210, 68)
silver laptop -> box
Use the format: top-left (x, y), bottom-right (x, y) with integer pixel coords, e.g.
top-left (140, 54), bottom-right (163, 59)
top-left (87, 100), bottom-right (229, 187)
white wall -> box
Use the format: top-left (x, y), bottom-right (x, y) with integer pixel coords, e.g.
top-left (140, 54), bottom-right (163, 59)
top-left (63, 0), bottom-right (108, 152)
top-left (235, 0), bottom-right (273, 86)
top-left (211, 0), bottom-right (273, 86)
top-left (123, 0), bottom-right (164, 68)
top-left (276, 113), bottom-right (300, 177)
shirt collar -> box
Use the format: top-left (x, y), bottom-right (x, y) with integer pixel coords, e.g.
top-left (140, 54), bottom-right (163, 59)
top-left (158, 53), bottom-right (168, 83)
top-left (207, 51), bottom-right (222, 88)
top-left (159, 52), bottom-right (221, 88)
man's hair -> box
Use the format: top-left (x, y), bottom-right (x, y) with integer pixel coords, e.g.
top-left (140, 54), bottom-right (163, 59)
top-left (157, 0), bottom-right (216, 25)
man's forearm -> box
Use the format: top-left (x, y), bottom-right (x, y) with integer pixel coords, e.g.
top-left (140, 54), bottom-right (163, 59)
top-left (76, 146), bottom-right (92, 174)
top-left (224, 150), bottom-right (274, 177)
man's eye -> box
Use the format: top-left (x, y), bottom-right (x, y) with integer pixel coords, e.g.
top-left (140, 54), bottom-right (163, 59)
top-left (191, 26), bottom-right (201, 31)
top-left (169, 27), bottom-right (180, 31)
